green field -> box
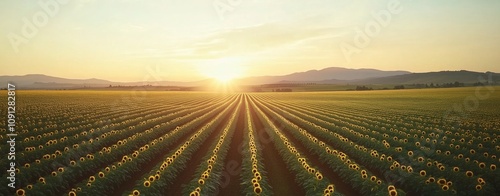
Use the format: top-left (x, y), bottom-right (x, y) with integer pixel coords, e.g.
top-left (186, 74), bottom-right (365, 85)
top-left (1, 87), bottom-right (499, 195)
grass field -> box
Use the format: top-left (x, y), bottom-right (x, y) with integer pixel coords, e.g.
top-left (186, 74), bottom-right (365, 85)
top-left (1, 87), bottom-right (499, 195)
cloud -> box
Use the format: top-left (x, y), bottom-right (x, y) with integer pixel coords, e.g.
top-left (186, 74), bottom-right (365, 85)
top-left (126, 20), bottom-right (348, 61)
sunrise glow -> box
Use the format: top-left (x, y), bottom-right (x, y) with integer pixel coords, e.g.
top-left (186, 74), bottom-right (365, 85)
top-left (199, 57), bottom-right (245, 83)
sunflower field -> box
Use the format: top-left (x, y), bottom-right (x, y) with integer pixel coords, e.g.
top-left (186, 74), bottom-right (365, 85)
top-left (0, 87), bottom-right (499, 195)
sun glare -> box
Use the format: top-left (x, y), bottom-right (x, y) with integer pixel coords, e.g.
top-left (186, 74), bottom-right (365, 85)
top-left (200, 57), bottom-right (245, 83)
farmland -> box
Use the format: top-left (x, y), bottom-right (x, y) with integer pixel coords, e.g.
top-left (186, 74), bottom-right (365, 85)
top-left (1, 87), bottom-right (499, 196)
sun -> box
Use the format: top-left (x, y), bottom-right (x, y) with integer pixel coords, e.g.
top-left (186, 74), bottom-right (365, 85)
top-left (199, 57), bottom-right (245, 83)
top-left (214, 74), bottom-right (235, 83)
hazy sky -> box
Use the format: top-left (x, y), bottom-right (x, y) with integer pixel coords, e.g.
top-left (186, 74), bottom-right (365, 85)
top-left (1, 0), bottom-right (499, 82)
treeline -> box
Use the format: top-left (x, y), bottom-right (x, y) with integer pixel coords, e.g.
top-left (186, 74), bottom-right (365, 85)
top-left (406, 81), bottom-right (466, 88)
top-left (355, 86), bottom-right (373, 91)
top-left (355, 85), bottom-right (405, 91)
top-left (272, 88), bottom-right (293, 92)
top-left (354, 81), bottom-right (487, 91)
top-left (262, 83), bottom-right (317, 87)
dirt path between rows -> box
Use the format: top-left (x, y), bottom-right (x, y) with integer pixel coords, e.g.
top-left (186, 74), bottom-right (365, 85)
top-left (248, 97), bottom-right (305, 196)
top-left (113, 97), bottom-right (238, 195)
top-left (251, 96), bottom-right (359, 195)
top-left (217, 99), bottom-right (245, 195)
top-left (164, 96), bottom-right (241, 196)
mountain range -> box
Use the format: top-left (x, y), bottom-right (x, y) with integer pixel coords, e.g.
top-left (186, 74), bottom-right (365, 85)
top-left (1, 67), bottom-right (498, 89)
top-left (235, 67), bottom-right (410, 85)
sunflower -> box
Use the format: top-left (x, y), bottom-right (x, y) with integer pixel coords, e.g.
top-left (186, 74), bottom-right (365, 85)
top-left (68, 191), bottom-right (77, 196)
top-left (89, 176), bottom-right (95, 182)
top-left (466, 171), bottom-right (473, 177)
top-left (98, 172), bottom-right (105, 178)
top-left (16, 189), bottom-right (25, 196)
top-left (189, 191), bottom-right (199, 196)
top-left (316, 172), bottom-right (323, 180)
top-left (491, 164), bottom-right (497, 171)
top-left (389, 189), bottom-right (398, 196)
top-left (132, 190), bottom-right (141, 196)
top-left (442, 185), bottom-right (449, 191)
top-left (144, 180), bottom-right (151, 187)
top-left (254, 186), bottom-right (262, 194)
top-left (475, 185), bottom-right (482, 191)
top-left (419, 170), bottom-right (426, 176)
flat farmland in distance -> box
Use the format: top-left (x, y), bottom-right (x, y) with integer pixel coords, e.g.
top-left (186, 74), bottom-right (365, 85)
top-left (1, 87), bottom-right (499, 196)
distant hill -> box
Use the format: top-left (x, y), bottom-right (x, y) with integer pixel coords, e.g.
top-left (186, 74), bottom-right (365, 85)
top-left (0, 74), bottom-right (110, 86)
top-left (0, 74), bottom-right (210, 89)
top-left (350, 70), bottom-right (500, 85)
top-left (0, 74), bottom-right (113, 89)
top-left (1, 68), bottom-right (498, 89)
top-left (236, 67), bottom-right (410, 85)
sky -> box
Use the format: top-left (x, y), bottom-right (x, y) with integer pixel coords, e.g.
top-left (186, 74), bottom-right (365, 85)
top-left (1, 0), bottom-right (500, 82)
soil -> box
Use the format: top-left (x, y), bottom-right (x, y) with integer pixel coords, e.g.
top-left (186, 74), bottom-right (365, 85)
top-left (250, 96), bottom-right (360, 195)
top-left (248, 96), bottom-right (306, 196)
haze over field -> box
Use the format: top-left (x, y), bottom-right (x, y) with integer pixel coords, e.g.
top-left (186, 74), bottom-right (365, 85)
top-left (2, 2), bottom-right (500, 195)
top-left (1, 68), bottom-right (498, 89)
top-left (1, 1), bottom-right (499, 83)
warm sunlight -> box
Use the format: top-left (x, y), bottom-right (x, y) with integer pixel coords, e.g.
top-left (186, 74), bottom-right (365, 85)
top-left (199, 57), bottom-right (245, 83)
